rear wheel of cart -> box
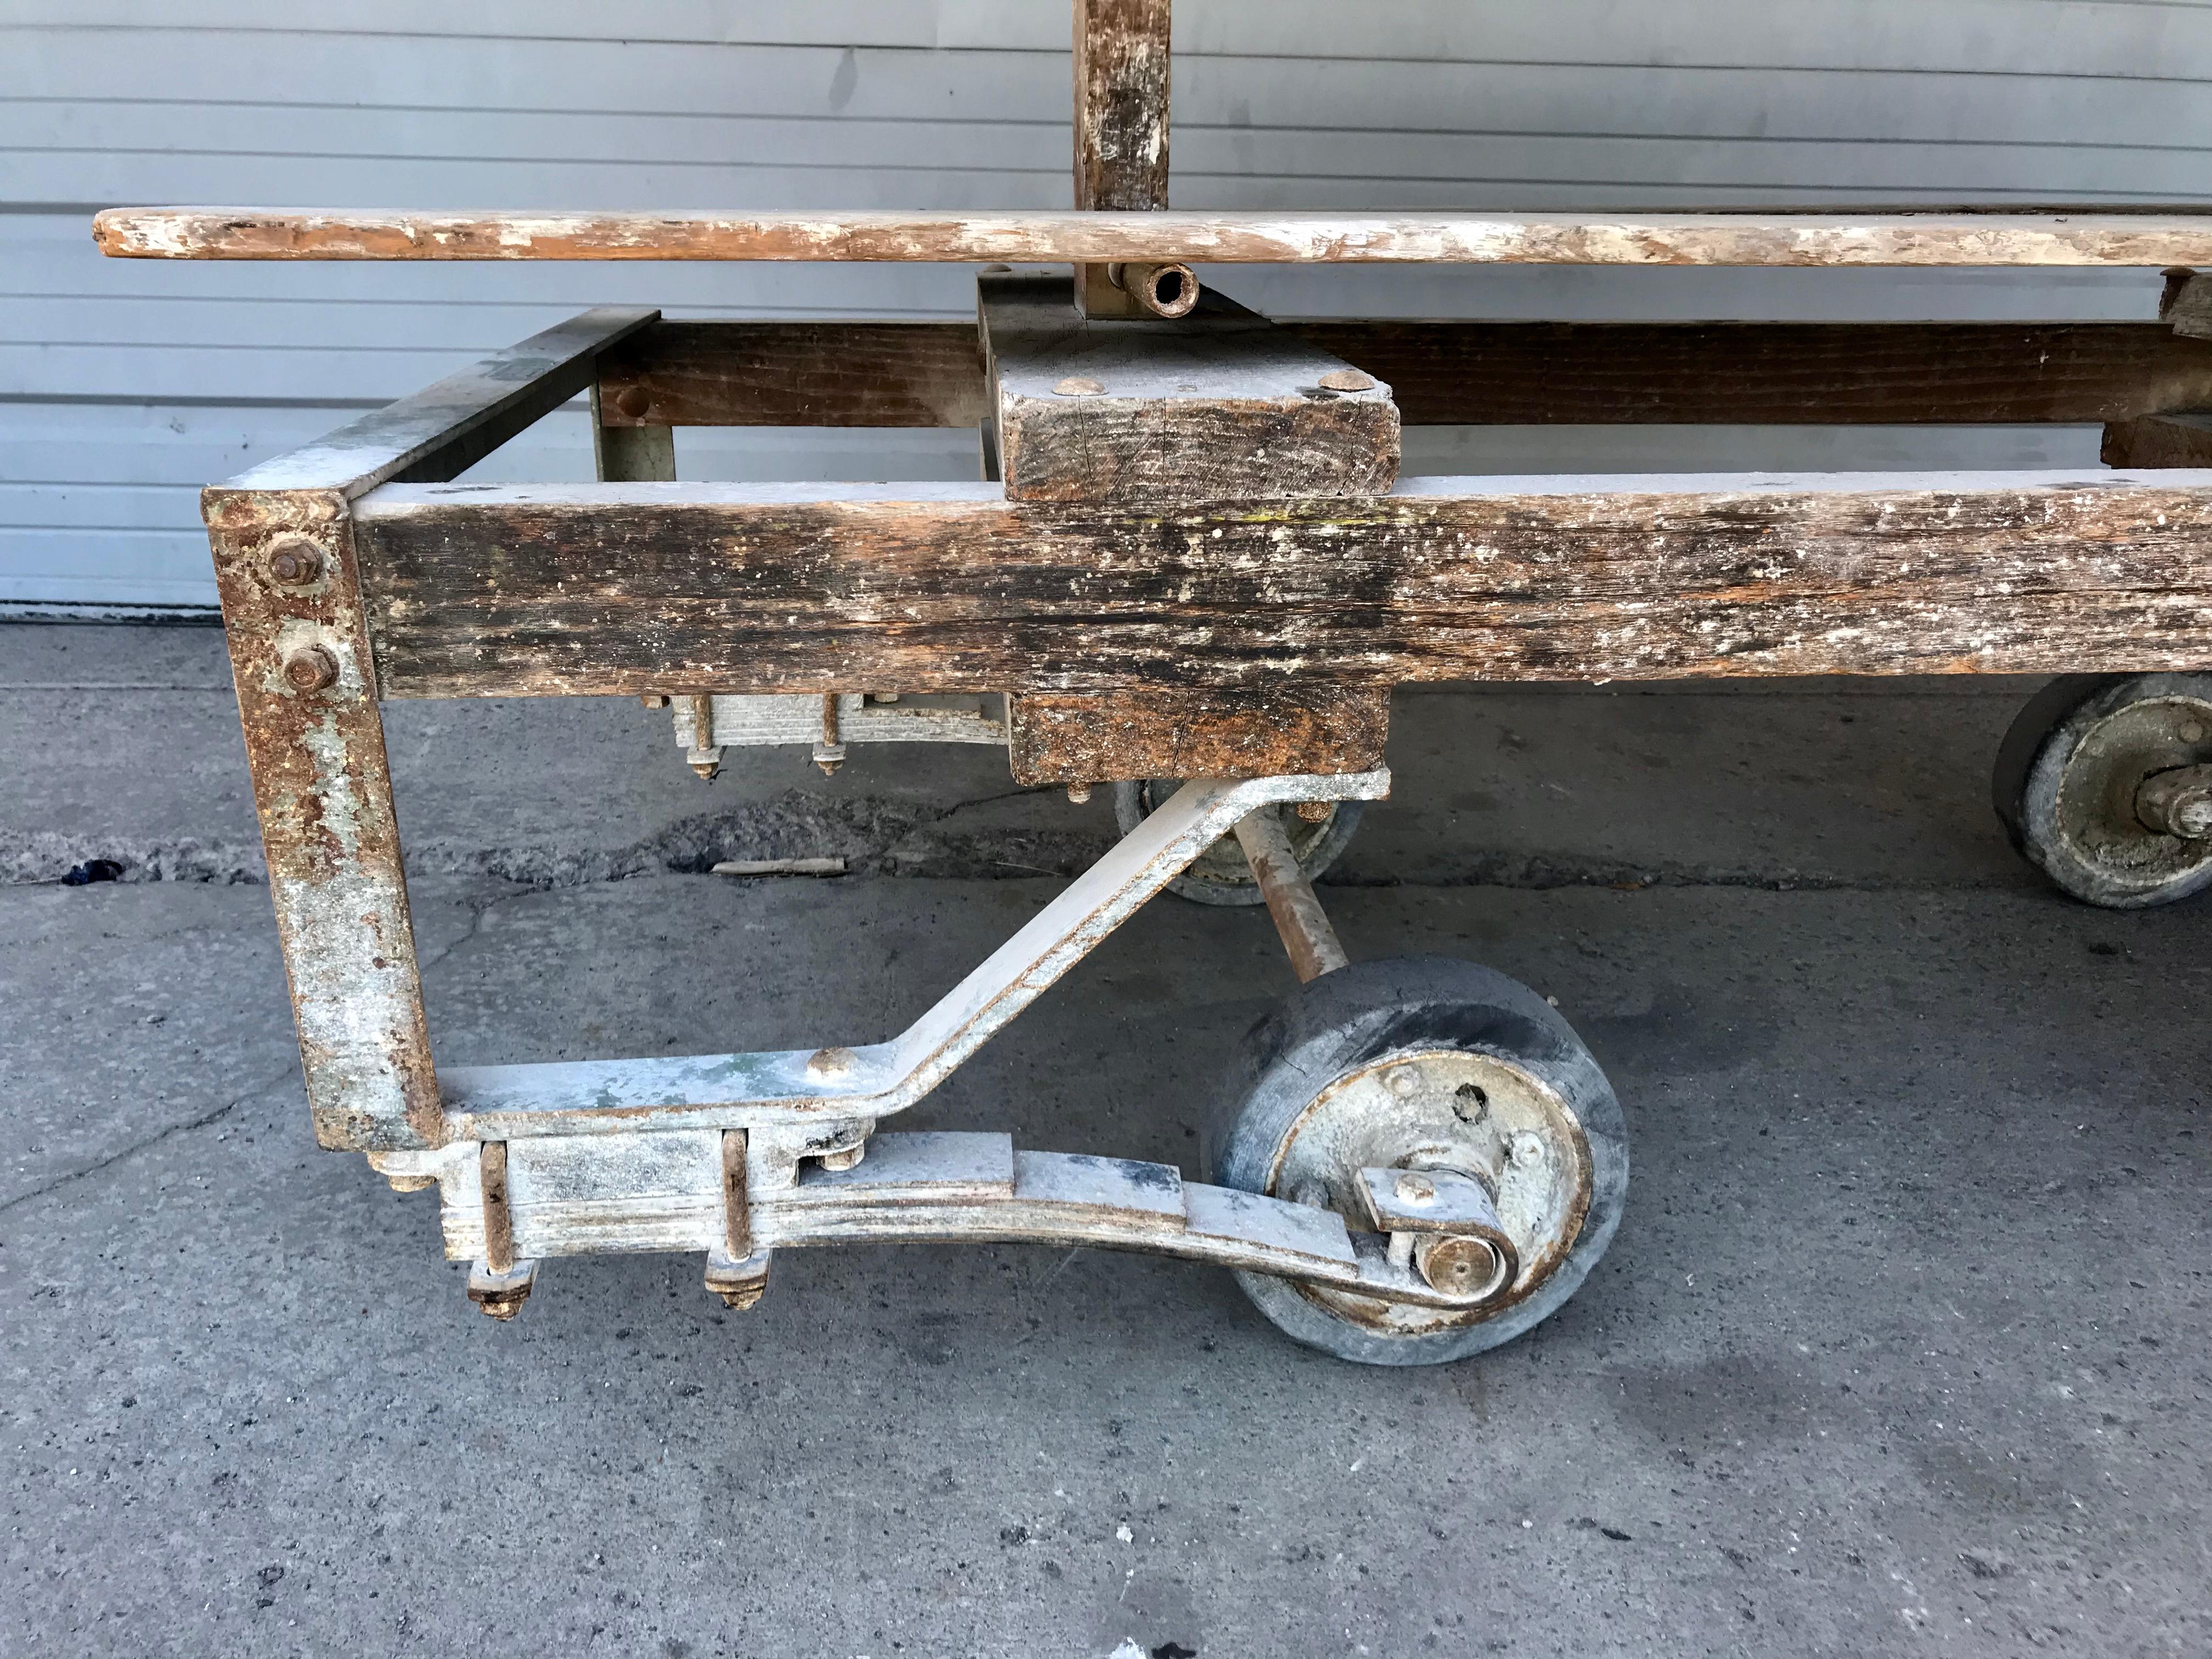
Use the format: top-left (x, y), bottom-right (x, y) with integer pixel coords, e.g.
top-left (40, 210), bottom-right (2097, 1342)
top-left (1114, 779), bottom-right (1363, 906)
top-left (1993, 672), bottom-right (2212, 909)
top-left (1202, 957), bottom-right (1628, 1365)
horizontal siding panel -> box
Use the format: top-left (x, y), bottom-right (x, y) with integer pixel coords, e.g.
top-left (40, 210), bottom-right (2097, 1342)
top-left (16, 4), bottom-right (2212, 78)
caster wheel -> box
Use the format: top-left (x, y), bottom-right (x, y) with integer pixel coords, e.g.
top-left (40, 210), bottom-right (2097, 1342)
top-left (1114, 780), bottom-right (1363, 906)
top-left (1203, 957), bottom-right (1628, 1365)
top-left (1993, 673), bottom-right (2212, 908)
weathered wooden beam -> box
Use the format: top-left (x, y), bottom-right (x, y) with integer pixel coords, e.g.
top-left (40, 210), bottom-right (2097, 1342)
top-left (1073, 0), bottom-right (1172, 318)
top-left (1297, 320), bottom-right (2212, 427)
top-left (92, 208), bottom-right (2212, 268)
top-left (350, 472), bottom-right (2212, 697)
top-left (595, 320), bottom-right (990, 429)
top-left (225, 307), bottom-right (658, 495)
top-left (582, 319), bottom-right (2212, 430)
top-left (981, 273), bottom-right (1397, 505)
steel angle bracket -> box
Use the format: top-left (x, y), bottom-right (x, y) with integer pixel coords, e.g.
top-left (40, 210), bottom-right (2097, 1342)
top-left (365, 772), bottom-right (1426, 1313)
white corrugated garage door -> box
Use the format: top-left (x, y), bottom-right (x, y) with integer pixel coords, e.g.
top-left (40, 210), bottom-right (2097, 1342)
top-left (3, 1), bottom-right (2202, 613)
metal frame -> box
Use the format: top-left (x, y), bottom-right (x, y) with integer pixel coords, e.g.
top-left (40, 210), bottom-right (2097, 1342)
top-left (145, 0), bottom-right (2212, 1331)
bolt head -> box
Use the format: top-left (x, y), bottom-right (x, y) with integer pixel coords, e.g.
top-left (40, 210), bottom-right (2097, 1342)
top-left (1066, 783), bottom-right (1093, 804)
top-left (1318, 368), bottom-right (1376, 393)
top-left (1510, 1131), bottom-right (1547, 1169)
top-left (280, 645), bottom-right (340, 695)
top-left (1385, 1064), bottom-right (1422, 1098)
top-left (1053, 376), bottom-right (1105, 397)
top-left (2182, 721), bottom-right (2207, 744)
top-left (806, 1046), bottom-right (857, 1082)
top-left (1393, 1170), bottom-right (1437, 1205)
top-left (265, 536), bottom-right (324, 586)
top-left (1295, 799), bottom-right (1333, 822)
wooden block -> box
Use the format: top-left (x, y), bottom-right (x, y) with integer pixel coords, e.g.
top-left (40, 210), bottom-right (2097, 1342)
top-left (980, 272), bottom-right (1398, 506)
top-left (1007, 685), bottom-right (1390, 784)
top-left (2102, 412), bottom-right (2212, 467)
top-left (556, 318), bottom-right (2212, 431)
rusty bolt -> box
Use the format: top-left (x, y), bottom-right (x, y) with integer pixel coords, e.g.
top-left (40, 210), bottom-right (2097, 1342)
top-left (1295, 799), bottom-right (1333, 822)
top-left (1067, 783), bottom-right (1093, 805)
top-left (266, 535), bottom-right (324, 586)
top-left (1509, 1131), bottom-right (1547, 1170)
top-left (1054, 376), bottom-right (1105, 397)
top-left (819, 1143), bottom-right (866, 1173)
top-left (1318, 369), bottom-right (1375, 393)
top-left (1393, 1170), bottom-right (1438, 1205)
top-left (281, 645), bottom-right (340, 695)
top-left (1385, 1064), bottom-right (1423, 1099)
top-left (714, 1277), bottom-right (769, 1312)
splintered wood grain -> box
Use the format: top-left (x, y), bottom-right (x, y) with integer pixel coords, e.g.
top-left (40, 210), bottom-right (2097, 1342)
top-left (92, 208), bottom-right (2212, 267)
top-left (351, 472), bottom-right (2212, 696)
top-left (1295, 321), bottom-right (2212, 426)
top-left (983, 274), bottom-right (1398, 505)
top-left (1008, 685), bottom-right (1391, 783)
top-left (1075, 0), bottom-right (1171, 212)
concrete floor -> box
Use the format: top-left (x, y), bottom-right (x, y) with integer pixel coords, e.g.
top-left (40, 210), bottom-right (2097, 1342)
top-left (2, 624), bottom-right (2207, 1658)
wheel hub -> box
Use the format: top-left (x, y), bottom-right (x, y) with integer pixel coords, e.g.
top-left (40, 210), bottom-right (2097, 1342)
top-left (1265, 1048), bottom-right (1593, 1336)
top-left (2053, 693), bottom-right (2212, 890)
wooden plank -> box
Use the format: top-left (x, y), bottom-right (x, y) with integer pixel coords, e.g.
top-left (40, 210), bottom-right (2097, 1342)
top-left (349, 471), bottom-right (2212, 696)
top-left (594, 321), bottom-right (989, 428)
top-left (981, 273), bottom-right (1398, 504)
top-left (221, 306), bottom-right (657, 496)
top-left (92, 208), bottom-right (2212, 267)
top-left (1296, 320), bottom-right (2212, 427)
top-left (1008, 685), bottom-right (1391, 785)
top-left (2102, 412), bottom-right (2212, 468)
top-left (589, 319), bottom-right (2212, 429)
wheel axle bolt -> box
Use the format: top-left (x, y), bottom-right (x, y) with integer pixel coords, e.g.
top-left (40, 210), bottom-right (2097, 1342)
top-left (281, 645), bottom-right (339, 695)
top-left (1385, 1064), bottom-right (1421, 1098)
top-left (1510, 1131), bottom-right (1547, 1169)
top-left (1393, 1170), bottom-right (1437, 1205)
top-left (1415, 1233), bottom-right (1500, 1294)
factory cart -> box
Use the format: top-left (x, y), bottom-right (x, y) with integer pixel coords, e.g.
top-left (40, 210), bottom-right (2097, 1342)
top-left (95, 5), bottom-right (2212, 1364)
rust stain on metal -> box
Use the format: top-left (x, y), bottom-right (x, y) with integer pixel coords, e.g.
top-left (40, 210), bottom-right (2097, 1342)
top-left (205, 486), bottom-right (443, 1151)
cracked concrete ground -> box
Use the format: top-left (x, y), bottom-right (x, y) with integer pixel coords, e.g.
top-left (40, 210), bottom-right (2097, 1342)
top-left (2, 623), bottom-right (2207, 1658)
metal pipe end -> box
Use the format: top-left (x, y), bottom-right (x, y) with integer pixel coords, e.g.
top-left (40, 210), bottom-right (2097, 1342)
top-left (1113, 261), bottom-right (1200, 319)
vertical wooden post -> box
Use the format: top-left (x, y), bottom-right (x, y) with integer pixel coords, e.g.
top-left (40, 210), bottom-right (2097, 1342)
top-left (202, 488), bottom-right (444, 1151)
top-left (1073, 0), bottom-right (1171, 317)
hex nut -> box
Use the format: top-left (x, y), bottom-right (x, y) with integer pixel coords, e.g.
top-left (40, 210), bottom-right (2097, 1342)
top-left (281, 645), bottom-right (340, 695)
top-left (805, 1046), bottom-right (857, 1082)
top-left (265, 535), bottom-right (324, 586)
